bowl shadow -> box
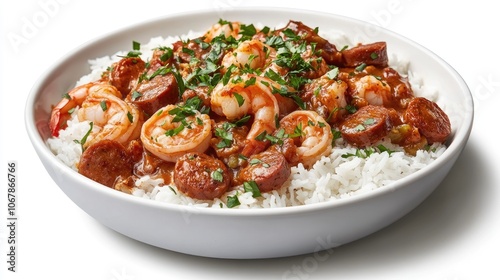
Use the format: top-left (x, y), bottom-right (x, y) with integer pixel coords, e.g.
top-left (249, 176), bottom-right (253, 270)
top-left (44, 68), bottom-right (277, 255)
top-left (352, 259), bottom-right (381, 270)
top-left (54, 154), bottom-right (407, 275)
top-left (91, 136), bottom-right (488, 278)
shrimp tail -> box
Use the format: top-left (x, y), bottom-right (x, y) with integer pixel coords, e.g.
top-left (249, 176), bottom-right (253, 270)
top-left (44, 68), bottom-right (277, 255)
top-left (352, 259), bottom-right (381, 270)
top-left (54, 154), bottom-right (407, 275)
top-left (49, 102), bottom-right (72, 137)
top-left (49, 83), bottom-right (97, 137)
top-left (49, 111), bottom-right (61, 137)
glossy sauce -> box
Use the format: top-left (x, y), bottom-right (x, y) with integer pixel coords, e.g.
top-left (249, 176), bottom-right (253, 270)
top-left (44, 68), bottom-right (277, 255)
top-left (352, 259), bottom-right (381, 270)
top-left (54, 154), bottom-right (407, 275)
top-left (61, 20), bottom-right (451, 199)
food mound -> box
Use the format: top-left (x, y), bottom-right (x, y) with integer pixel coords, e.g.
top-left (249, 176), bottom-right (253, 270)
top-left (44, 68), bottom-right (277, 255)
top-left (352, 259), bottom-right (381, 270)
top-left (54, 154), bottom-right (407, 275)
top-left (47, 20), bottom-right (451, 208)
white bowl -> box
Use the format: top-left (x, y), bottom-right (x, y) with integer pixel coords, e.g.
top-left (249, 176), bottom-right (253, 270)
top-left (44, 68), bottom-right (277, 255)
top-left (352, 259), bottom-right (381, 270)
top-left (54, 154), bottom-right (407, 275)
top-left (25, 8), bottom-right (473, 259)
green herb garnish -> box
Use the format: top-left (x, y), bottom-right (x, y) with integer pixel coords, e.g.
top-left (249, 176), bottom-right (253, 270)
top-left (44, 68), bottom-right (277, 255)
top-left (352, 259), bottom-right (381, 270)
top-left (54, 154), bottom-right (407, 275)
top-left (211, 168), bottom-right (224, 182)
top-left (99, 100), bottom-right (107, 111)
top-left (227, 193), bottom-right (241, 208)
top-left (243, 181), bottom-right (261, 198)
top-left (73, 121), bottom-right (93, 150)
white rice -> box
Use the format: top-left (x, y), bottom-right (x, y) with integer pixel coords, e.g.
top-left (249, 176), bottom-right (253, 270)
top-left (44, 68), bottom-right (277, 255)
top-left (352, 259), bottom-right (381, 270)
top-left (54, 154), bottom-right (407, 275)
top-left (46, 24), bottom-right (446, 209)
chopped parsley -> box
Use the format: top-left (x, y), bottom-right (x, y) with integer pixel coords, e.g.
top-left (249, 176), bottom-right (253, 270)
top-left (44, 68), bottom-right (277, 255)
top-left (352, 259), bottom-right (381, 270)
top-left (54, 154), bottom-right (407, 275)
top-left (377, 144), bottom-right (395, 155)
top-left (326, 67), bottom-right (339, 80)
top-left (254, 130), bottom-right (268, 141)
top-left (164, 123), bottom-right (185, 137)
top-left (168, 96), bottom-right (207, 123)
top-left (215, 122), bottom-right (235, 149)
top-left (99, 100), bottom-right (107, 111)
top-left (227, 193), bottom-right (241, 208)
top-left (222, 65), bottom-right (237, 85)
top-left (341, 144), bottom-right (396, 159)
top-left (233, 92), bottom-right (245, 107)
top-left (73, 121), bottom-right (93, 151)
top-left (363, 118), bottom-right (376, 126)
top-left (233, 115), bottom-right (251, 127)
top-left (131, 91), bottom-right (142, 101)
top-left (265, 127), bottom-right (288, 145)
top-left (146, 66), bottom-right (172, 81)
top-left (120, 40), bottom-right (142, 58)
top-left (239, 23), bottom-right (257, 38)
top-left (249, 158), bottom-right (270, 168)
top-left (331, 128), bottom-right (342, 147)
top-left (354, 124), bottom-right (365, 131)
top-left (168, 186), bottom-right (177, 195)
top-left (289, 122), bottom-right (304, 138)
top-left (244, 76), bottom-right (257, 87)
top-left (157, 46), bottom-right (174, 61)
top-left (355, 63), bottom-right (367, 72)
top-left (211, 168), bottom-right (224, 182)
top-left (243, 181), bottom-right (261, 198)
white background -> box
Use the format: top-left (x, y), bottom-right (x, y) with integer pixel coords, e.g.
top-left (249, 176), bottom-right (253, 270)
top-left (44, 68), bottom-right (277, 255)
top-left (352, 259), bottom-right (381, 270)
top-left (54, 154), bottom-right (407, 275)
top-left (1, 0), bottom-right (499, 279)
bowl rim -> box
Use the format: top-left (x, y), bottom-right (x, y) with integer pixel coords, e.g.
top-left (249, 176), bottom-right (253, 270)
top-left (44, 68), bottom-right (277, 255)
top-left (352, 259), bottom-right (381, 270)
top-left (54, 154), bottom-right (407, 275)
top-left (25, 6), bottom-right (474, 217)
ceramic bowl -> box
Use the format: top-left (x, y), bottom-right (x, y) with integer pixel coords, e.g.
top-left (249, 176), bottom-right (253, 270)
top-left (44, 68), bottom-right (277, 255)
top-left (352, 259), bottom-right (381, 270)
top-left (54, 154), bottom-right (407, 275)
top-left (25, 7), bottom-right (473, 259)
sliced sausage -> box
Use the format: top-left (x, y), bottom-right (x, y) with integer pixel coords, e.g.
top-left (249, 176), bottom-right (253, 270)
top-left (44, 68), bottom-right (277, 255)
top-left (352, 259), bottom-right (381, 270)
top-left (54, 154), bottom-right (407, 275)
top-left (236, 149), bottom-right (291, 193)
top-left (280, 20), bottom-right (343, 65)
top-left (404, 97), bottom-right (451, 143)
top-left (340, 105), bottom-right (396, 147)
top-left (174, 152), bottom-right (231, 200)
top-left (271, 138), bottom-right (299, 167)
top-left (172, 37), bottom-right (213, 63)
top-left (109, 57), bottom-right (146, 98)
top-left (342, 42), bottom-right (388, 68)
top-left (78, 140), bottom-right (134, 188)
top-left (130, 73), bottom-right (179, 116)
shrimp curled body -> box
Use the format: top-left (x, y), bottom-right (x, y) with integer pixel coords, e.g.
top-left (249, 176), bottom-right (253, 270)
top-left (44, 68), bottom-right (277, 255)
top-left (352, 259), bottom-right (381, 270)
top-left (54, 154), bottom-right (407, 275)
top-left (140, 105), bottom-right (212, 162)
top-left (203, 21), bottom-right (241, 42)
top-left (279, 110), bottom-right (333, 168)
top-left (50, 82), bottom-right (105, 137)
top-left (210, 74), bottom-right (280, 157)
top-left (305, 73), bottom-right (348, 124)
top-left (50, 82), bottom-right (141, 148)
top-left (77, 84), bottom-right (142, 148)
top-left (221, 39), bottom-right (271, 73)
top-left (353, 75), bottom-right (392, 106)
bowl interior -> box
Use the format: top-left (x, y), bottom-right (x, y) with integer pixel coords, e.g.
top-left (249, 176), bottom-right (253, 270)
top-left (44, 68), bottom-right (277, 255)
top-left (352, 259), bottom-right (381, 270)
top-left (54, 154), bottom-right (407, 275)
top-left (25, 7), bottom-right (473, 258)
top-left (27, 7), bottom-right (473, 198)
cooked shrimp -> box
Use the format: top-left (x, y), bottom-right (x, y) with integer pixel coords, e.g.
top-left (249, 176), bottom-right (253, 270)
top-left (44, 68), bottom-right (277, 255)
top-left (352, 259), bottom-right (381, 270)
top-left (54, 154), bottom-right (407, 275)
top-left (221, 39), bottom-right (271, 73)
top-left (49, 82), bottom-right (141, 149)
top-left (203, 20), bottom-right (241, 42)
top-left (304, 73), bottom-right (348, 124)
top-left (49, 82), bottom-right (114, 137)
top-left (211, 74), bottom-right (280, 156)
top-left (77, 84), bottom-right (142, 148)
top-left (352, 75), bottom-right (392, 107)
top-left (140, 104), bottom-right (212, 162)
top-left (279, 110), bottom-right (333, 168)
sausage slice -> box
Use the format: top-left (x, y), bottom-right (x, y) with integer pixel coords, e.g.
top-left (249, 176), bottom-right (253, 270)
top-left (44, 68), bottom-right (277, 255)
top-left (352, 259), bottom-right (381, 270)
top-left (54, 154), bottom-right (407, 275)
top-left (130, 73), bottom-right (179, 116)
top-left (342, 42), bottom-right (388, 68)
top-left (340, 105), bottom-right (396, 147)
top-left (109, 57), bottom-right (146, 98)
top-left (281, 20), bottom-right (344, 65)
top-left (237, 149), bottom-right (291, 193)
top-left (78, 140), bottom-right (134, 188)
top-left (174, 153), bottom-right (231, 200)
top-left (404, 97), bottom-right (451, 143)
